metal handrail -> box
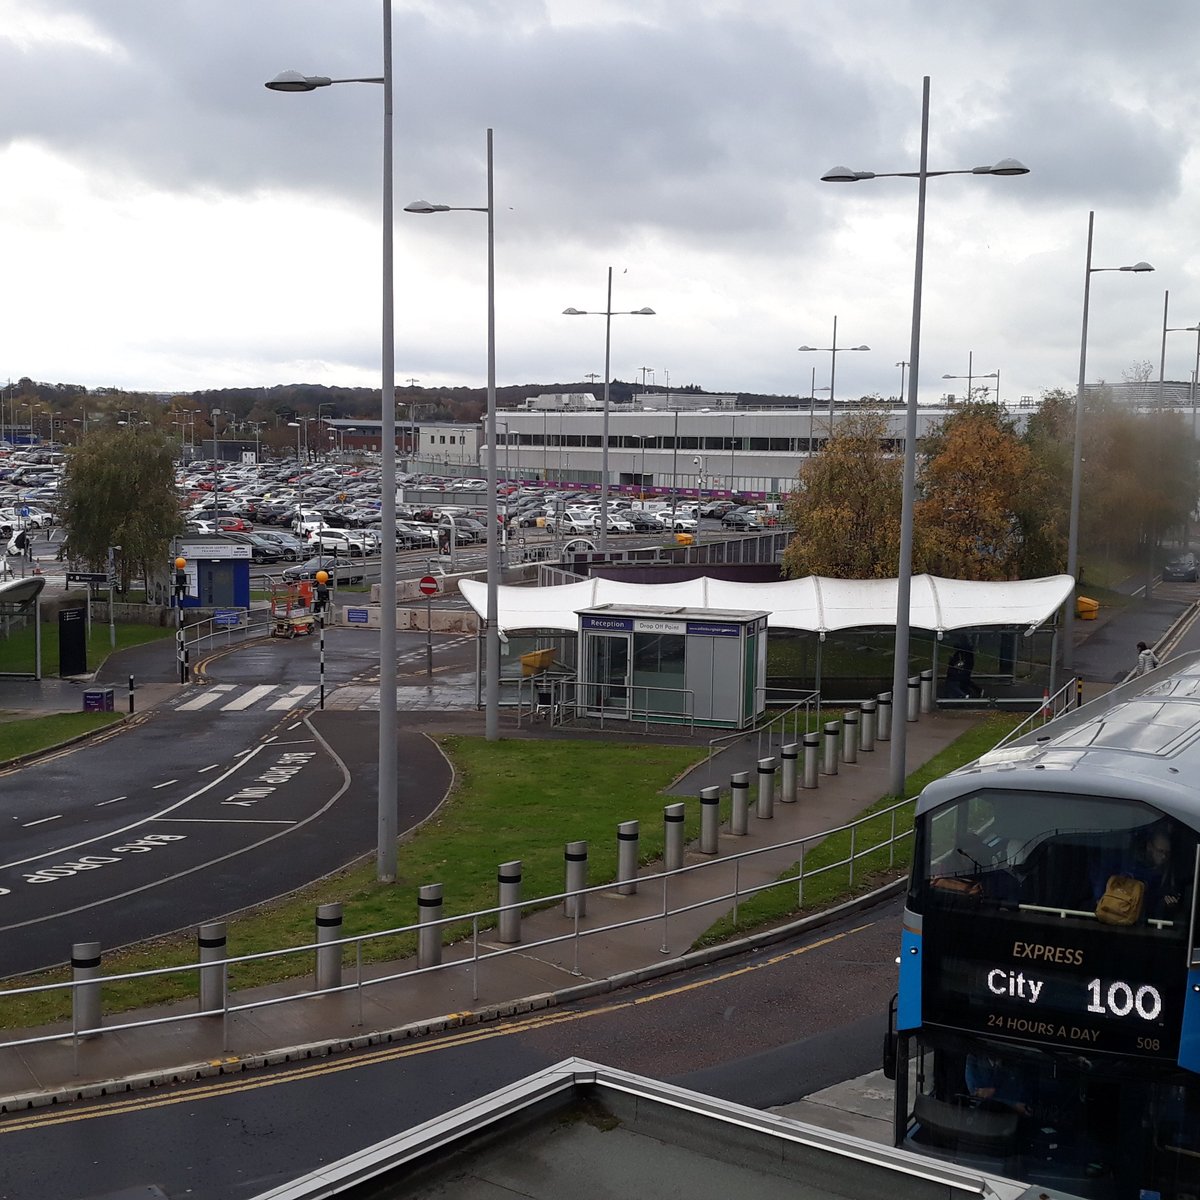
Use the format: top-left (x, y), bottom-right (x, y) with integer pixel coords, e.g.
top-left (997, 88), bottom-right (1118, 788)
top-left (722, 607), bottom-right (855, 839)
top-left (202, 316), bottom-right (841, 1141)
top-left (990, 676), bottom-right (1077, 750)
top-left (0, 794), bottom-right (916, 1055)
top-left (706, 690), bottom-right (820, 768)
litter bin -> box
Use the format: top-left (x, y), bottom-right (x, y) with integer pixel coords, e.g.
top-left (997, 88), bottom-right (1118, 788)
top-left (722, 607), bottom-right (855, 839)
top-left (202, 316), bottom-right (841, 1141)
top-left (83, 687), bottom-right (115, 712)
top-left (1076, 596), bottom-right (1099, 621)
top-left (674, 532), bottom-right (694, 546)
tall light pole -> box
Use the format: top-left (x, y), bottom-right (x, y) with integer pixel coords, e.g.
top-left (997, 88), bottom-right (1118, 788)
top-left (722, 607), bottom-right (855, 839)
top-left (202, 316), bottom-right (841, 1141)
top-left (822, 75), bottom-right (1028, 798)
top-left (798, 316), bottom-right (869, 431)
top-left (941, 350), bottom-right (975, 401)
top-left (1063, 211), bottom-right (1153, 673)
top-left (405, 128), bottom-right (500, 741)
top-left (896, 361), bottom-right (909, 404)
top-left (267, 0), bottom-right (399, 881)
top-left (563, 272), bottom-right (655, 552)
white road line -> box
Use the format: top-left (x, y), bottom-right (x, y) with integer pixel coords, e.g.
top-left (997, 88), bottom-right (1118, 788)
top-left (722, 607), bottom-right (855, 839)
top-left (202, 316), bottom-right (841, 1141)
top-left (22, 815), bottom-right (61, 828)
top-left (197, 764), bottom-right (221, 773)
top-left (152, 779), bottom-right (179, 789)
top-left (0, 744), bottom-right (269, 874)
top-left (176, 684), bottom-right (235, 711)
top-left (268, 685), bottom-right (318, 710)
top-left (221, 684), bottom-right (276, 711)
top-left (286, 721), bottom-right (302, 730)
top-left (154, 818), bottom-right (295, 825)
top-left (95, 796), bottom-right (127, 807)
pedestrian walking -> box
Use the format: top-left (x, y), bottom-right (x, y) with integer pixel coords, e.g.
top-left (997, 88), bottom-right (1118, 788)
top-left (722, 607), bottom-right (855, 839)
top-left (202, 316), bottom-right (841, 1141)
top-left (1135, 641), bottom-right (1160, 676)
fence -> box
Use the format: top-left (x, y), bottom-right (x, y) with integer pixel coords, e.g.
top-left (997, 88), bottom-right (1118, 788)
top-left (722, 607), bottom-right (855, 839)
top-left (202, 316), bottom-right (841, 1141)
top-left (0, 794), bottom-right (916, 1068)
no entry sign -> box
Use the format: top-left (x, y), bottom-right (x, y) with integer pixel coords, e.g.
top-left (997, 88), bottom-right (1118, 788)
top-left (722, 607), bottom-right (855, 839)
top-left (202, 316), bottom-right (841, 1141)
top-left (418, 575), bottom-right (439, 597)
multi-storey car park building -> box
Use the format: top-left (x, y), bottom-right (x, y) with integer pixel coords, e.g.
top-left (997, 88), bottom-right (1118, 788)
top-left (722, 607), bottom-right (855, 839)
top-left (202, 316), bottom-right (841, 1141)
top-left (332, 392), bottom-right (1037, 499)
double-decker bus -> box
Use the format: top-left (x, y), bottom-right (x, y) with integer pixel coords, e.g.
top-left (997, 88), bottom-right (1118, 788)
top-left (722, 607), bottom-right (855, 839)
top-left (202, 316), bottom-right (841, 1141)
top-left (886, 651), bottom-right (1200, 1199)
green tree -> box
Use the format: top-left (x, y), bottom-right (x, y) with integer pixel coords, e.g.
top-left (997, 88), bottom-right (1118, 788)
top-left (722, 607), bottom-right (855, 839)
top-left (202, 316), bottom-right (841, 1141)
top-left (916, 403), bottom-right (1032, 580)
top-left (781, 411), bottom-right (902, 578)
top-left (59, 427), bottom-right (182, 590)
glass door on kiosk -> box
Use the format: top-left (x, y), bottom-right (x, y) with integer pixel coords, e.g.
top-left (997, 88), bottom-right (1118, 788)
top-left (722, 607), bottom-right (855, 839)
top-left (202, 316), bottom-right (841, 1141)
top-left (587, 633), bottom-right (630, 716)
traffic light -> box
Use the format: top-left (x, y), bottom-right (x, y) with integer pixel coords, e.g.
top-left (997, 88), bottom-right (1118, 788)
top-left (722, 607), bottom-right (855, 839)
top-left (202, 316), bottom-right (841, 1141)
top-left (173, 556), bottom-right (188, 601)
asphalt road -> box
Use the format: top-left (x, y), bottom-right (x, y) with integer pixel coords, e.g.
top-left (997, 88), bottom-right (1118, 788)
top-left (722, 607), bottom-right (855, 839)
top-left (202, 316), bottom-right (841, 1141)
top-left (0, 632), bottom-right (464, 975)
top-left (0, 895), bottom-right (902, 1200)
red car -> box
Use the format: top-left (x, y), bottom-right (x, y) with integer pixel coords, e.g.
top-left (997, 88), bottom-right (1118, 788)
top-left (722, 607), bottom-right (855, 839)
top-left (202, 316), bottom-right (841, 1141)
top-left (216, 515), bottom-right (251, 532)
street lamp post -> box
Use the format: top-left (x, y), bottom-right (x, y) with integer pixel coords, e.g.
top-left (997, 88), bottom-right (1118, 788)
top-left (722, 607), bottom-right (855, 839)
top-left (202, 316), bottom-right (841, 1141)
top-left (267, 3), bottom-right (399, 880)
top-left (798, 315), bottom-right (869, 431)
top-left (404, 128), bottom-right (500, 742)
top-left (822, 75), bottom-right (1028, 798)
top-left (942, 350), bottom-right (974, 401)
top-left (896, 361), bottom-right (909, 404)
top-left (1063, 211), bottom-right (1154, 672)
top-left (563, 272), bottom-right (655, 552)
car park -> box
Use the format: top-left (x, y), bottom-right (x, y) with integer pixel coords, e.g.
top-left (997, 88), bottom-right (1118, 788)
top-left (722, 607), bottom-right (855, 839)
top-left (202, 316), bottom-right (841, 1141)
top-left (312, 528), bottom-right (376, 556)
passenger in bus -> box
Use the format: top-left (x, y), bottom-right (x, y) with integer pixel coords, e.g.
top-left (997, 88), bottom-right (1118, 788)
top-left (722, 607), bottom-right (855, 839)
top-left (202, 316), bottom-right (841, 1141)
top-left (965, 1051), bottom-right (1031, 1115)
top-left (1091, 828), bottom-right (1183, 921)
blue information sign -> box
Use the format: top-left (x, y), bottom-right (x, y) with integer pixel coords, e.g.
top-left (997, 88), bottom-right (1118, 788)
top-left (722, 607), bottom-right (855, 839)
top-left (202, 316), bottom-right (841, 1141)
top-left (686, 621), bottom-right (741, 638)
top-left (213, 609), bottom-right (243, 627)
top-left (581, 615), bottom-right (635, 632)
top-left (346, 608), bottom-right (369, 624)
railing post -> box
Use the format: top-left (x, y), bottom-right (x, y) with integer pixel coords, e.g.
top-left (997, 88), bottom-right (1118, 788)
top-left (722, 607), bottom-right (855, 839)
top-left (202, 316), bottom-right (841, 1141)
top-left (849, 824), bottom-right (857, 887)
top-left (841, 710), bottom-right (859, 764)
top-left (316, 902), bottom-right (343, 990)
top-left (802, 730), bottom-right (820, 789)
top-left (822, 720), bottom-right (840, 775)
top-left (907, 675), bottom-right (921, 722)
top-left (564, 840), bottom-right (588, 918)
top-left (699, 786), bottom-right (720, 854)
top-left (417, 884), bottom-right (443, 968)
top-left (72, 940), bottom-right (102, 1040)
top-left (780, 742), bottom-right (798, 803)
top-left (617, 821), bottom-right (639, 894)
top-left (730, 770), bottom-right (750, 835)
top-left (664, 802), bottom-right (685, 871)
top-left (920, 668), bottom-right (934, 714)
top-left (860, 699), bottom-right (876, 751)
top-left (498, 860), bottom-right (522, 943)
top-left (198, 920), bottom-right (227, 1012)
top-left (877, 691), bottom-right (892, 742)
top-left (756, 757), bottom-right (776, 819)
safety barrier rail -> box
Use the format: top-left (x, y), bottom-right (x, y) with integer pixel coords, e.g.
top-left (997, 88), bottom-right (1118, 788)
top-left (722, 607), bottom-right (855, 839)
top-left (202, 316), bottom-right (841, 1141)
top-left (0, 794), bottom-right (915, 1067)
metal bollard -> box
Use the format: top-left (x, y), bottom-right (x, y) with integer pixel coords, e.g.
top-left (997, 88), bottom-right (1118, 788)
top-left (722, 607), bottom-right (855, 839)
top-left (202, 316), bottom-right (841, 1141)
top-left (920, 668), bottom-right (934, 713)
top-left (842, 710), bottom-right (859, 764)
top-left (860, 700), bottom-right (876, 752)
top-left (877, 692), bottom-right (892, 742)
top-left (699, 786), bottom-right (720, 854)
top-left (907, 675), bottom-right (921, 722)
top-left (730, 771), bottom-right (750, 835)
top-left (664, 803), bottom-right (685, 871)
top-left (780, 743), bottom-right (798, 803)
top-left (822, 721), bottom-right (840, 775)
top-left (198, 920), bottom-right (227, 1012)
top-left (756, 757), bottom-right (776, 819)
top-left (617, 821), bottom-right (639, 895)
top-left (315, 903), bottom-right (343, 990)
top-left (498, 861), bottom-right (522, 943)
top-left (802, 731), bottom-right (820, 788)
top-left (564, 840), bottom-right (588, 918)
top-left (72, 940), bottom-right (102, 1040)
top-left (128, 673), bottom-right (135, 715)
top-left (417, 884), bottom-right (443, 968)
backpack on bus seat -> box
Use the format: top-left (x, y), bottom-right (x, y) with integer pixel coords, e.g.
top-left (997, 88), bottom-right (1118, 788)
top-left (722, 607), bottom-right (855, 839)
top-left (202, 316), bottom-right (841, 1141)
top-left (1095, 875), bottom-right (1145, 925)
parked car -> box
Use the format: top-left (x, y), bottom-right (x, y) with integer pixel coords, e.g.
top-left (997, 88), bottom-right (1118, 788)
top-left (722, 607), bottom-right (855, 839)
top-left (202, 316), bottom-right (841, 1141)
top-left (312, 528), bottom-right (376, 556)
top-left (625, 510), bottom-right (667, 533)
top-left (1163, 553), bottom-right (1199, 582)
top-left (721, 510), bottom-right (761, 530)
top-left (254, 530), bottom-right (306, 560)
top-left (281, 556), bottom-right (365, 586)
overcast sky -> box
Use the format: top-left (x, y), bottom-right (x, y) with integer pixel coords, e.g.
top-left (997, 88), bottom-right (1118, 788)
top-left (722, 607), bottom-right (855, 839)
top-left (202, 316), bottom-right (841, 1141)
top-left (2, 0), bottom-right (1198, 406)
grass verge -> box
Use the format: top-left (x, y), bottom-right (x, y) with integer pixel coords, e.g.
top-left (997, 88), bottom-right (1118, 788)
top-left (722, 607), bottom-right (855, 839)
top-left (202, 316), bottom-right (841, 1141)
top-left (0, 621), bottom-right (172, 678)
top-left (0, 711), bottom-right (125, 749)
top-left (692, 713), bottom-right (1023, 947)
top-left (0, 737), bottom-right (709, 1029)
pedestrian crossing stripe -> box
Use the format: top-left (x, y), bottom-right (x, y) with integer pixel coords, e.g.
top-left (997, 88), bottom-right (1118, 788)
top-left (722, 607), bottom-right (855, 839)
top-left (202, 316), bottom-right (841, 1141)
top-left (177, 684), bottom-right (318, 713)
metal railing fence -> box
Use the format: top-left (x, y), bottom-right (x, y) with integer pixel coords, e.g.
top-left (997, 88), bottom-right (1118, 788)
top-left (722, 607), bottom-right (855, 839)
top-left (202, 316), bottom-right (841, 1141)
top-left (0, 795), bottom-right (916, 1067)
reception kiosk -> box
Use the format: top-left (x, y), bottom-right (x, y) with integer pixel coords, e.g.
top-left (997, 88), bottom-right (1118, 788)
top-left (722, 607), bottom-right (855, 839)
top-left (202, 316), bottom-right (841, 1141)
top-left (576, 604), bottom-right (768, 729)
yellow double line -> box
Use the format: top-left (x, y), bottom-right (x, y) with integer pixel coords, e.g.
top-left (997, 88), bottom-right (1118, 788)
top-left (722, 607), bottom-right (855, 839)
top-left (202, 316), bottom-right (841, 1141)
top-left (0, 922), bottom-right (874, 1133)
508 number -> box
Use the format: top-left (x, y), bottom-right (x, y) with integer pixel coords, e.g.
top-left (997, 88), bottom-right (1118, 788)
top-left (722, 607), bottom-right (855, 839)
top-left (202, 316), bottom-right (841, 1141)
top-left (1086, 978), bottom-right (1162, 1021)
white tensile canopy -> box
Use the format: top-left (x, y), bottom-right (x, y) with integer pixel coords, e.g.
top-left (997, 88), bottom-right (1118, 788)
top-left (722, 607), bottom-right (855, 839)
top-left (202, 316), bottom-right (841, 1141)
top-left (458, 574), bottom-right (1075, 636)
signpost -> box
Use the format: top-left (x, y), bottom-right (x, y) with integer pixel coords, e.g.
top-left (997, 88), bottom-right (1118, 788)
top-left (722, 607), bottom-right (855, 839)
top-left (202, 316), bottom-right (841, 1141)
top-left (419, 574), bottom-right (439, 678)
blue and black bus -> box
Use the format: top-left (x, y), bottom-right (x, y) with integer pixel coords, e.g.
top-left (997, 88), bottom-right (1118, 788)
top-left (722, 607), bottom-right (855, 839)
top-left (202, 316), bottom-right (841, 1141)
top-left (886, 651), bottom-right (1200, 1199)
